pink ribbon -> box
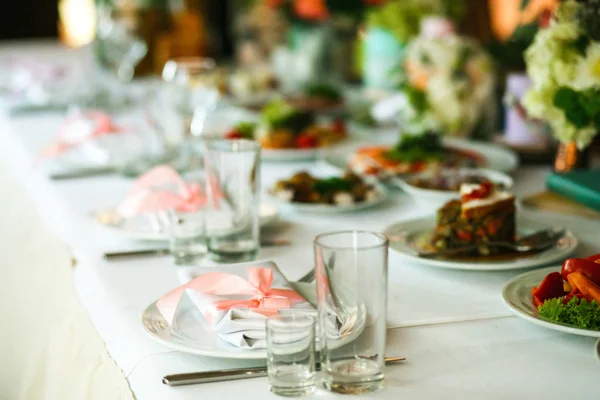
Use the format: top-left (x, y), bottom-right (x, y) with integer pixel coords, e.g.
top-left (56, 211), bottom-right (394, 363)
top-left (37, 111), bottom-right (125, 162)
top-left (157, 267), bottom-right (307, 325)
top-left (116, 165), bottom-right (206, 217)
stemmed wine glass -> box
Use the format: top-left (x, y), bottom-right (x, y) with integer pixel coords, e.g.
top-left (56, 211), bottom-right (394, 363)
top-left (81, 3), bottom-right (148, 109)
top-left (161, 57), bottom-right (221, 169)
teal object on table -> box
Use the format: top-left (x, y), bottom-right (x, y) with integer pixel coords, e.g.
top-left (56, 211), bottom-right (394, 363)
top-left (546, 169), bottom-right (600, 211)
top-left (363, 27), bottom-right (405, 90)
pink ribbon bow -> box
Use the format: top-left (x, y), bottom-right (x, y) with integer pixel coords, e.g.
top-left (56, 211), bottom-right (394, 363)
top-left (157, 267), bottom-right (307, 325)
top-left (116, 165), bottom-right (206, 218)
top-left (37, 110), bottom-right (125, 162)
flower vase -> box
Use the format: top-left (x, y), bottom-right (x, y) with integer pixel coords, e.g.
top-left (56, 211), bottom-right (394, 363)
top-left (271, 23), bottom-right (337, 91)
top-left (554, 141), bottom-right (590, 174)
top-left (363, 27), bottom-right (405, 90)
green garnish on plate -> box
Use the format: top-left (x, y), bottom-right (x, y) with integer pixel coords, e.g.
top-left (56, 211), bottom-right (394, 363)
top-left (312, 177), bottom-right (354, 195)
top-left (234, 122), bottom-right (257, 139)
top-left (538, 297), bottom-right (600, 330)
top-left (385, 132), bottom-right (444, 162)
top-left (261, 101), bottom-right (314, 133)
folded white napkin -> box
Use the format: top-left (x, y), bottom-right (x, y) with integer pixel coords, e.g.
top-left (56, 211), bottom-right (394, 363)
top-left (177, 261), bottom-right (315, 350)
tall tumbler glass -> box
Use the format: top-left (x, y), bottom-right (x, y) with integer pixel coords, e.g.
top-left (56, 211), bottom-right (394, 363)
top-left (203, 139), bottom-right (261, 262)
top-left (314, 231), bottom-right (389, 394)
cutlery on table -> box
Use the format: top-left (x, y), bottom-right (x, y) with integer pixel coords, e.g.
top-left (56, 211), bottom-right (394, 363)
top-left (49, 167), bottom-right (116, 181)
top-left (393, 228), bottom-right (567, 259)
top-left (104, 239), bottom-right (291, 261)
top-left (162, 356), bottom-right (406, 386)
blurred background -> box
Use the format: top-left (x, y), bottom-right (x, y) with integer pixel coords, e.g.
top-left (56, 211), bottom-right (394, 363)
top-left (0, 0), bottom-right (557, 74)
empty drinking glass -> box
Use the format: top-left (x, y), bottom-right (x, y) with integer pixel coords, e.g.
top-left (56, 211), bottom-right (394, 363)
top-left (203, 139), bottom-right (261, 262)
top-left (314, 231), bottom-right (389, 394)
top-left (166, 209), bottom-right (207, 266)
top-left (162, 57), bottom-right (220, 139)
top-left (96, 4), bottom-right (148, 83)
top-left (267, 315), bottom-right (316, 397)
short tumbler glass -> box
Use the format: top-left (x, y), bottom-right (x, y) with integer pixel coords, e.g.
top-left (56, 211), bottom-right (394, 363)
top-left (203, 139), bottom-right (261, 262)
top-left (314, 231), bottom-right (389, 394)
top-left (266, 315), bottom-right (316, 397)
top-left (167, 209), bottom-right (207, 266)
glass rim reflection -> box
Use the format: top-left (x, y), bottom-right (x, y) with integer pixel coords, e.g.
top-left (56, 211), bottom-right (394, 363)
top-left (314, 230), bottom-right (389, 251)
top-left (206, 139), bottom-right (261, 153)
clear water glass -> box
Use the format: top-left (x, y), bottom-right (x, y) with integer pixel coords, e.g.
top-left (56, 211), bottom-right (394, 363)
top-left (267, 315), bottom-right (316, 397)
top-left (203, 139), bottom-right (260, 262)
top-left (167, 209), bottom-right (207, 266)
top-left (314, 231), bottom-right (389, 394)
top-left (162, 57), bottom-right (220, 138)
top-left (96, 4), bottom-right (148, 82)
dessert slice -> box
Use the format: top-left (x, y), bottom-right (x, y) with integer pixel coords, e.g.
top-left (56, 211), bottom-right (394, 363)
top-left (431, 181), bottom-right (516, 256)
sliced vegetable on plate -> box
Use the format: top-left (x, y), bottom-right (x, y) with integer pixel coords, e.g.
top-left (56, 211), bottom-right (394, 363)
top-left (532, 254), bottom-right (600, 331)
top-left (225, 101), bottom-right (347, 151)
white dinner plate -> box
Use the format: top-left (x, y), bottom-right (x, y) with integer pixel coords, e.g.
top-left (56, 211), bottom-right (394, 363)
top-left (267, 182), bottom-right (388, 214)
top-left (141, 285), bottom-right (362, 359)
top-left (502, 266), bottom-right (600, 338)
top-left (384, 216), bottom-right (577, 271)
top-left (94, 204), bottom-right (279, 241)
top-left (262, 146), bottom-right (337, 162)
top-left (321, 137), bottom-right (520, 175)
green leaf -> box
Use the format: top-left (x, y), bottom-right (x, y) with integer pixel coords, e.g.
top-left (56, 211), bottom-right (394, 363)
top-left (553, 87), bottom-right (579, 110)
top-left (578, 89), bottom-right (600, 116)
top-left (538, 297), bottom-right (600, 330)
top-left (553, 87), bottom-right (592, 129)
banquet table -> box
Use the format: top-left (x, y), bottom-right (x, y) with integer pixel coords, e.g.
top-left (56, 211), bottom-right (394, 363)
top-left (1, 42), bottom-right (599, 400)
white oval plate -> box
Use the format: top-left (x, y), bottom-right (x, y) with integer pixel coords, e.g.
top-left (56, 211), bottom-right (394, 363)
top-left (94, 204), bottom-right (279, 242)
top-left (502, 266), bottom-right (600, 338)
top-left (262, 147), bottom-right (328, 162)
top-left (384, 216), bottom-right (577, 271)
top-left (267, 183), bottom-right (388, 214)
top-left (321, 137), bottom-right (519, 175)
top-left (392, 168), bottom-right (514, 210)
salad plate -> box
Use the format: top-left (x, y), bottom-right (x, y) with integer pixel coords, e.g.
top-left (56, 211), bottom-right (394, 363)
top-left (268, 171), bottom-right (388, 214)
top-left (502, 266), bottom-right (600, 338)
top-left (322, 137), bottom-right (519, 176)
top-left (384, 216), bottom-right (577, 271)
top-left (94, 204), bottom-right (279, 241)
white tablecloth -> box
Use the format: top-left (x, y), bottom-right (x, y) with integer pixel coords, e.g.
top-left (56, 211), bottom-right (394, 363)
top-left (1, 42), bottom-right (599, 400)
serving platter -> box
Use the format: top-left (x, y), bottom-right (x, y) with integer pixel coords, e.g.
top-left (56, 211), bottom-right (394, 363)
top-left (384, 216), bottom-right (577, 271)
top-left (502, 266), bottom-right (600, 338)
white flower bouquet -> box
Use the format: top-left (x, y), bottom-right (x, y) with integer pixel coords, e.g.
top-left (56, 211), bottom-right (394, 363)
top-left (399, 29), bottom-right (495, 137)
top-left (523, 0), bottom-right (600, 149)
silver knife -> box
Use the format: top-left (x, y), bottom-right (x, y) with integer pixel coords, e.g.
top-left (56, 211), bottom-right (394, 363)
top-left (104, 239), bottom-right (291, 261)
top-left (162, 357), bottom-right (406, 386)
top-left (49, 167), bottom-right (116, 181)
